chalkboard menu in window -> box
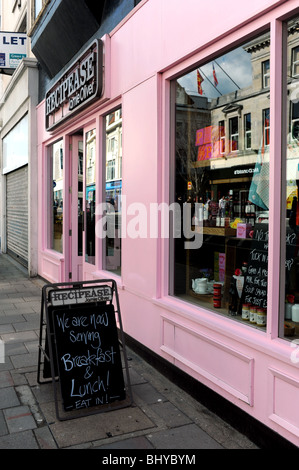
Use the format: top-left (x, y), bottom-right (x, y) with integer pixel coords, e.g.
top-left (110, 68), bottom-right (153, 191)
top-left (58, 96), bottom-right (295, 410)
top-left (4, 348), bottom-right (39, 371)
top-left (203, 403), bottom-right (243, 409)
top-left (243, 223), bottom-right (269, 308)
top-left (243, 223), bottom-right (297, 309)
top-left (52, 302), bottom-right (125, 412)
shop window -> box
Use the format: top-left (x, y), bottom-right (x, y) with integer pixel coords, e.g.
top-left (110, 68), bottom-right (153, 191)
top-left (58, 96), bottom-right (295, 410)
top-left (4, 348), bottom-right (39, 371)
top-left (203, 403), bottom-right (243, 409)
top-left (291, 101), bottom-right (299, 141)
top-left (218, 120), bottom-right (225, 154)
top-left (263, 108), bottom-right (270, 146)
top-left (262, 60), bottom-right (270, 88)
top-left (282, 16), bottom-right (299, 341)
top-left (244, 113), bottom-right (252, 150)
top-left (171, 32), bottom-right (271, 329)
top-left (49, 140), bottom-right (63, 254)
top-left (85, 129), bottom-right (96, 265)
top-left (104, 108), bottom-right (122, 274)
top-left (292, 46), bottom-right (299, 77)
top-left (229, 116), bottom-right (239, 152)
top-left (34, 0), bottom-right (43, 19)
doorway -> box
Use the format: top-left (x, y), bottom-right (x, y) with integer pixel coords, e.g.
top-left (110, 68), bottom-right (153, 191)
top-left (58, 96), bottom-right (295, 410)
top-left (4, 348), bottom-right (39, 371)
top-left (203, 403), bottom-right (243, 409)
top-left (69, 127), bottom-right (97, 282)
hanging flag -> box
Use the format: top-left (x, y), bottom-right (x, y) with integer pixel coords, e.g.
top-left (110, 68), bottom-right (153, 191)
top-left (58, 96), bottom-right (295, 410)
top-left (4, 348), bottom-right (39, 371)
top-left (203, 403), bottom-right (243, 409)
top-left (197, 69), bottom-right (204, 95)
top-left (213, 63), bottom-right (218, 87)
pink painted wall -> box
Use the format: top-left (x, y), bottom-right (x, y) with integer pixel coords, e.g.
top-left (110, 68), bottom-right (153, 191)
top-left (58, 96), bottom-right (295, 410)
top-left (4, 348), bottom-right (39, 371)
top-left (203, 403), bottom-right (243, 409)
top-left (37, 0), bottom-right (299, 446)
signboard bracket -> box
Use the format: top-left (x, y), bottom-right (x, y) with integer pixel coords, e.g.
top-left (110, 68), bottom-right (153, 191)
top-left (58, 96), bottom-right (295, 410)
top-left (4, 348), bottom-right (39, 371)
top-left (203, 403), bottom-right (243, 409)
top-left (37, 279), bottom-right (133, 421)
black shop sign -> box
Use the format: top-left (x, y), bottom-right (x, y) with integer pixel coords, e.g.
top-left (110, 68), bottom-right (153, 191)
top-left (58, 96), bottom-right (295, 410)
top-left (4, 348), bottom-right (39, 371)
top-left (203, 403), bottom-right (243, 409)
top-left (45, 38), bottom-right (103, 132)
top-left (38, 281), bottom-right (132, 421)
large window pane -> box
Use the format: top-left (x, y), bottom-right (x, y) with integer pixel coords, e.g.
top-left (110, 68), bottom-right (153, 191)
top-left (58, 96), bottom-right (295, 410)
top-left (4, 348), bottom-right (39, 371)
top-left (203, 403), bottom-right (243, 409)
top-left (282, 17), bottom-right (299, 340)
top-left (104, 109), bottom-right (122, 274)
top-left (171, 32), bottom-right (271, 330)
top-left (50, 140), bottom-right (63, 253)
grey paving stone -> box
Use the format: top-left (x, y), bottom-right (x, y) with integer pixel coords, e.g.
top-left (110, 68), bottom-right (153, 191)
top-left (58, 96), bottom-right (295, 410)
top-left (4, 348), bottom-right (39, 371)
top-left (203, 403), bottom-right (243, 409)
top-left (0, 387), bottom-right (20, 409)
top-left (0, 430), bottom-right (39, 449)
top-left (0, 314), bottom-right (25, 324)
top-left (4, 405), bottom-right (36, 433)
top-left (96, 435), bottom-right (154, 449)
top-left (13, 318), bottom-right (40, 332)
top-left (34, 426), bottom-right (58, 449)
top-left (147, 423), bottom-right (223, 449)
top-left (149, 401), bottom-right (192, 428)
top-left (43, 403), bottom-right (155, 448)
top-left (11, 351), bottom-right (38, 369)
top-left (0, 324), bottom-right (15, 334)
top-left (132, 382), bottom-right (167, 405)
top-left (1, 331), bottom-right (38, 344)
top-left (0, 371), bottom-right (14, 388)
top-left (4, 342), bottom-right (27, 356)
top-left (0, 410), bottom-right (8, 436)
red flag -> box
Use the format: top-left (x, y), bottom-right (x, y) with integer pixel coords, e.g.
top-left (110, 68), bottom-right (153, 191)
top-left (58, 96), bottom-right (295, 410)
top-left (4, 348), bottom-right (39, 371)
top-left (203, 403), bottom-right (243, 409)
top-left (197, 70), bottom-right (204, 95)
top-left (213, 63), bottom-right (218, 87)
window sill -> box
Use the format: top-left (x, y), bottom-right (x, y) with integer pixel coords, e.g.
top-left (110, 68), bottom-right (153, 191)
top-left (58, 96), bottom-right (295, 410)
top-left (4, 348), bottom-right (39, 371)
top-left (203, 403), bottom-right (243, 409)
top-left (153, 295), bottom-right (296, 366)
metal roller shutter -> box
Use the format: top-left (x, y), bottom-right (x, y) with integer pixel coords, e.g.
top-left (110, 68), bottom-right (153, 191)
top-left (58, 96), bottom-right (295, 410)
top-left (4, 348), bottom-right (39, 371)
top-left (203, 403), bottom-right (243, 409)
top-left (6, 166), bottom-right (28, 267)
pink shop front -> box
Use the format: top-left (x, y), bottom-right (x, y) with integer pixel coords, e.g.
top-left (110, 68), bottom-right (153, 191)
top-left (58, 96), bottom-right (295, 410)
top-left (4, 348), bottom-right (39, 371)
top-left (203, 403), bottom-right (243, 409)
top-left (36, 0), bottom-right (299, 446)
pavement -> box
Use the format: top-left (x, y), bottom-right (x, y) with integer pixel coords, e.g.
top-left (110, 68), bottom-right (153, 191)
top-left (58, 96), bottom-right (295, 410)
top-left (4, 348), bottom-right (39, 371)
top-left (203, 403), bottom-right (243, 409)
top-left (0, 253), bottom-right (259, 450)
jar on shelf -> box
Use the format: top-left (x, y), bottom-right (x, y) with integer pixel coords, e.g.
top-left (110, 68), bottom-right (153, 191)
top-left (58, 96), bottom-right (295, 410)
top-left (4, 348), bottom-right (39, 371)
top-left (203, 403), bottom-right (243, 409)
top-left (241, 304), bottom-right (250, 321)
top-left (292, 304), bottom-right (299, 322)
top-left (213, 283), bottom-right (222, 308)
top-left (249, 306), bottom-right (257, 324)
top-left (256, 308), bottom-right (267, 326)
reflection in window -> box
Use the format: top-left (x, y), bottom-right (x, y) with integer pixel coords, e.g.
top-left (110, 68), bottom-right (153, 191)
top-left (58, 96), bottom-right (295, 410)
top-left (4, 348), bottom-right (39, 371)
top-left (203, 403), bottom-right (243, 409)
top-left (49, 140), bottom-right (63, 253)
top-left (171, 32), bottom-right (271, 330)
top-left (292, 46), bottom-right (299, 77)
top-left (78, 141), bottom-right (83, 257)
top-left (244, 113), bottom-right (252, 150)
top-left (34, 0), bottom-right (43, 19)
top-left (263, 108), bottom-right (270, 146)
top-left (262, 60), bottom-right (270, 88)
top-left (283, 17), bottom-right (299, 341)
top-left (229, 116), bottom-right (239, 152)
top-left (85, 129), bottom-right (96, 264)
top-left (105, 109), bottom-right (122, 274)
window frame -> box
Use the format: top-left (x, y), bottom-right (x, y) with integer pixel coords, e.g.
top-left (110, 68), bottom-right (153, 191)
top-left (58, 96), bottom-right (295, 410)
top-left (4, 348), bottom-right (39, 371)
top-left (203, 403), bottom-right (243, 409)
top-left (47, 138), bottom-right (64, 254)
top-left (229, 115), bottom-right (239, 153)
top-left (292, 45), bottom-right (299, 78)
top-left (262, 59), bottom-right (270, 88)
top-left (103, 106), bottom-right (123, 275)
top-left (244, 113), bottom-right (252, 150)
top-left (263, 108), bottom-right (270, 147)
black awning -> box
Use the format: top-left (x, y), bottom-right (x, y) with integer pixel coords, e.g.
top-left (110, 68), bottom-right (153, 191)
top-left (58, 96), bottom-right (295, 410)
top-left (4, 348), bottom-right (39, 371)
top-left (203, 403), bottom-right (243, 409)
top-left (31, 0), bottom-right (105, 78)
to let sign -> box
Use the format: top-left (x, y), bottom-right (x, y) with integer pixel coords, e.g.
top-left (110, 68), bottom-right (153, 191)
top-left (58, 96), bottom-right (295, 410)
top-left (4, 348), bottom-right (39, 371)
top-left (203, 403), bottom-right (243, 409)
top-left (45, 39), bottom-right (103, 132)
top-left (0, 32), bottom-right (27, 71)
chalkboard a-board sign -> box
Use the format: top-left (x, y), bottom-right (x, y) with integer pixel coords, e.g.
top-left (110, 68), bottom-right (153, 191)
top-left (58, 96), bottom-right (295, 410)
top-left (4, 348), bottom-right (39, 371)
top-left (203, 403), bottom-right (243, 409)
top-left (52, 302), bottom-right (126, 412)
top-left (243, 223), bottom-right (297, 308)
top-left (37, 280), bottom-right (132, 421)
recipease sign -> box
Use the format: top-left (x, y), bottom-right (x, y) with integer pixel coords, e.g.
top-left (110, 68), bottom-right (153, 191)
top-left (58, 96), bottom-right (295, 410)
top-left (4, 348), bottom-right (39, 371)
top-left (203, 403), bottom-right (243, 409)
top-left (45, 39), bottom-right (103, 131)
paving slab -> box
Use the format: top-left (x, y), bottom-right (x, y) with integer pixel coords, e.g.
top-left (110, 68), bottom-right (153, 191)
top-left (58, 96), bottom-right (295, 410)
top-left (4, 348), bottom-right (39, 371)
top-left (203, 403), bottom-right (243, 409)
top-left (41, 403), bottom-right (155, 448)
top-left (4, 405), bottom-right (36, 433)
top-left (0, 387), bottom-right (20, 409)
top-left (147, 423), bottom-right (223, 450)
top-left (0, 430), bottom-right (39, 449)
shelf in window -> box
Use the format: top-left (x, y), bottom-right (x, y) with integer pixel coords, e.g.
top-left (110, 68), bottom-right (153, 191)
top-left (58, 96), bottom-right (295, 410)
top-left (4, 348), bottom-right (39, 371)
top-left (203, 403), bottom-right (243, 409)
top-left (189, 289), bottom-right (213, 303)
top-left (192, 226), bottom-right (237, 237)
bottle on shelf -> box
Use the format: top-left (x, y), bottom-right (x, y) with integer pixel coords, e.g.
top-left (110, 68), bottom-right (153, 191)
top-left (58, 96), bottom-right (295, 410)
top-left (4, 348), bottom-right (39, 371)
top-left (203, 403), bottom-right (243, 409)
top-left (228, 276), bottom-right (238, 316)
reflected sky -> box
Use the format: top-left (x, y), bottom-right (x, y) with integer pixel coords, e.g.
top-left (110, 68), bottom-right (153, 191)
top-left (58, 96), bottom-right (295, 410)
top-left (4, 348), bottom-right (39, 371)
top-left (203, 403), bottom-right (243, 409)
top-left (178, 46), bottom-right (253, 99)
